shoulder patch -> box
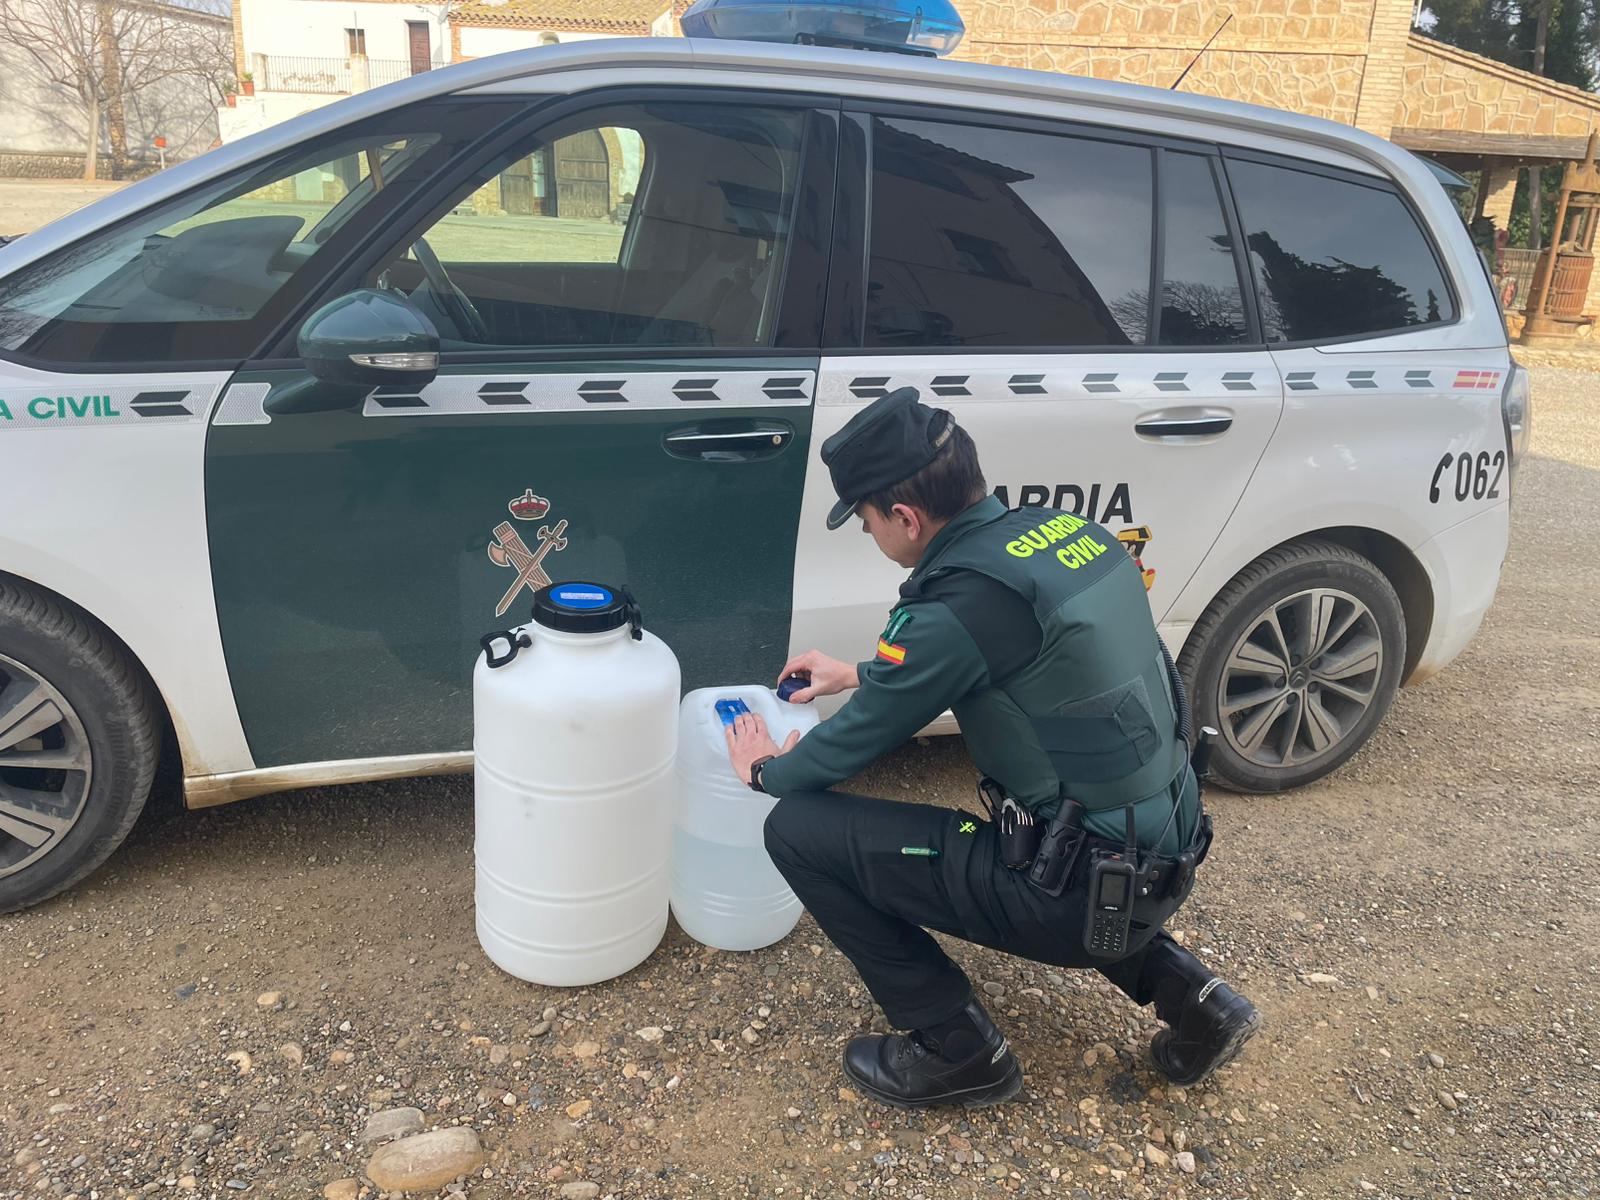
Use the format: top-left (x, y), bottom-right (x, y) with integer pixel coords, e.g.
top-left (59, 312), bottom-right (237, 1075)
top-left (876, 608), bottom-right (913, 664)
top-left (881, 608), bottom-right (914, 644)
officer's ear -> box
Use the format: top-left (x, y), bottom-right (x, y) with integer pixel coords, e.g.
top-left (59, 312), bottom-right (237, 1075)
top-left (888, 502), bottom-right (928, 541)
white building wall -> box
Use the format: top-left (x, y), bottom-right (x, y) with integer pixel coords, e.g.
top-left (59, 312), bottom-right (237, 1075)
top-left (457, 27), bottom-right (619, 59)
top-left (242, 0), bottom-right (452, 66)
top-left (217, 92), bottom-right (329, 143)
top-left (0, 33), bottom-right (220, 164)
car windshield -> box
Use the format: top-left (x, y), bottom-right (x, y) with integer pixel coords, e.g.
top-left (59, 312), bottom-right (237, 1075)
top-left (0, 134), bottom-right (436, 347)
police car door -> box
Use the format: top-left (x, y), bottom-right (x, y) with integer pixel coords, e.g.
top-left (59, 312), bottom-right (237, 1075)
top-left (789, 108), bottom-right (1283, 663)
top-left (206, 93), bottom-right (836, 770)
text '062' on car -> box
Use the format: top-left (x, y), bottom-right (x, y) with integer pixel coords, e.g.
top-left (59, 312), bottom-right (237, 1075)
top-left (0, 4), bottom-right (1528, 911)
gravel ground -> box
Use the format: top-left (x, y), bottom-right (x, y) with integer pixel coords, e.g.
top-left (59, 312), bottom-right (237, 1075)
top-left (3, 364), bottom-right (1598, 1200)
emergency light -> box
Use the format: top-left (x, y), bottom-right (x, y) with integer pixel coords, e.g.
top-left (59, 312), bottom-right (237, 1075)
top-left (680, 0), bottom-right (966, 57)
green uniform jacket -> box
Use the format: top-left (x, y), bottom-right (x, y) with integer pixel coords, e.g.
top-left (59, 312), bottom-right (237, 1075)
top-left (760, 496), bottom-right (1199, 855)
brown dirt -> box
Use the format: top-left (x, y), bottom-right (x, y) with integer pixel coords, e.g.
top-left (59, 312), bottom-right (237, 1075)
top-left (3, 364), bottom-right (1597, 1200)
top-left (0, 179), bottom-right (130, 239)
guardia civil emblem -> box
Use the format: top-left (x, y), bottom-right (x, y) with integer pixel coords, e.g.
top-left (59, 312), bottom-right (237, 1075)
top-left (1116, 525), bottom-right (1156, 591)
top-left (488, 489), bottom-right (569, 617)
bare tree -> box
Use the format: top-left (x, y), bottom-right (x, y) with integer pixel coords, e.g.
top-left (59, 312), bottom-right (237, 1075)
top-left (0, 0), bottom-right (232, 180)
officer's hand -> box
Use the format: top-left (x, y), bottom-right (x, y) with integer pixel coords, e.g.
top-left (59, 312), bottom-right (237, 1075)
top-left (725, 713), bottom-right (801, 786)
top-left (776, 651), bottom-right (859, 703)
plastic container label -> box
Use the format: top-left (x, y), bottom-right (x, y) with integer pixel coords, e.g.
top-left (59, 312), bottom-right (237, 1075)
top-left (550, 584), bottom-right (615, 609)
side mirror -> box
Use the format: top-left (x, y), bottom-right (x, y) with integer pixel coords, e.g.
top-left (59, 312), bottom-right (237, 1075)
top-left (268, 289), bottom-right (440, 415)
top-left (301, 288), bottom-right (440, 387)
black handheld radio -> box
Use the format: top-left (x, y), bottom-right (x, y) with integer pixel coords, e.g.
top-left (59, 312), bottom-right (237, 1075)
top-left (1083, 853), bottom-right (1137, 957)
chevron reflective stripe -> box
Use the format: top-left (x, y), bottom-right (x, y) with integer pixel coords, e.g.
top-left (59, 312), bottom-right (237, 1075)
top-left (848, 376), bottom-right (892, 399)
top-left (129, 390), bottom-right (192, 416)
top-left (478, 381), bottom-right (531, 406)
top-left (358, 371), bottom-right (815, 416)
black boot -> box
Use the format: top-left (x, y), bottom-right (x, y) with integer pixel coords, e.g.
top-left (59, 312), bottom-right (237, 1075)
top-left (842, 999), bottom-right (1022, 1109)
top-left (1143, 938), bottom-right (1261, 1085)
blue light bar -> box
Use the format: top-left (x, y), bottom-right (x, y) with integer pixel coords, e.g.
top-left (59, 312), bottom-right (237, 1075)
top-left (680, 0), bottom-right (966, 57)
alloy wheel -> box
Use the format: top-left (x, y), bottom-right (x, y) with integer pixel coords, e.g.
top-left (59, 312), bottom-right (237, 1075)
top-left (1216, 588), bottom-right (1383, 770)
top-left (0, 653), bottom-right (93, 879)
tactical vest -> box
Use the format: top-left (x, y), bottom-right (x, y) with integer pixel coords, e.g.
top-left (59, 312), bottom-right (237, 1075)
top-left (903, 505), bottom-right (1196, 852)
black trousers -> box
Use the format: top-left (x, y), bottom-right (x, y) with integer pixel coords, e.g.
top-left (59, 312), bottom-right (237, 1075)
top-left (763, 788), bottom-right (1184, 1031)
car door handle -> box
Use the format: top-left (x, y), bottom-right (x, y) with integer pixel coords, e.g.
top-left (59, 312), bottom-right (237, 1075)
top-left (663, 421), bottom-right (793, 462)
top-left (1134, 413), bottom-right (1234, 440)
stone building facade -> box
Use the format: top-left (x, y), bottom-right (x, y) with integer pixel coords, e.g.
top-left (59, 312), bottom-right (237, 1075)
top-left (955, 0), bottom-right (1600, 157)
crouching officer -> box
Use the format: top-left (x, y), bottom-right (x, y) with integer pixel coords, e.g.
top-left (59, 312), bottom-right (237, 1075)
top-left (725, 388), bottom-right (1260, 1109)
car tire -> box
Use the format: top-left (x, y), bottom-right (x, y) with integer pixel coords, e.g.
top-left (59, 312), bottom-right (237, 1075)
top-left (1178, 540), bottom-right (1406, 794)
top-left (0, 579), bottom-right (160, 913)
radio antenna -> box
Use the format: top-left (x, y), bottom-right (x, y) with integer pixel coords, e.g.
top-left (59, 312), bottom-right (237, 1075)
top-left (1170, 12), bottom-right (1234, 90)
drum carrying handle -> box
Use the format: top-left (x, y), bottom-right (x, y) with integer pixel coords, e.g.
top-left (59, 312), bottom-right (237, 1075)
top-left (480, 629), bottom-right (532, 669)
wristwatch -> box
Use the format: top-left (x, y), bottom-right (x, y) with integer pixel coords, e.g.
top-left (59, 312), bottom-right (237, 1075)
top-left (748, 755), bottom-right (776, 794)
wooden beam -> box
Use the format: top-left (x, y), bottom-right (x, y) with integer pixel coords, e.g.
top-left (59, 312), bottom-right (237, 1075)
top-left (1392, 128), bottom-right (1594, 162)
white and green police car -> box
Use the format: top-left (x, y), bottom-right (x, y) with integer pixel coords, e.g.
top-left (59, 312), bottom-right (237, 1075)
top-left (0, 0), bottom-right (1527, 910)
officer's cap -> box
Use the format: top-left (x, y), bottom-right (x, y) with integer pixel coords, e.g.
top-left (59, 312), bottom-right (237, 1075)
top-left (820, 387), bottom-right (956, 531)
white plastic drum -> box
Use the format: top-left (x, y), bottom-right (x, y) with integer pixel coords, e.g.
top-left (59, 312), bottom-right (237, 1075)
top-left (473, 582), bottom-right (680, 987)
top-left (672, 686), bottom-right (818, 951)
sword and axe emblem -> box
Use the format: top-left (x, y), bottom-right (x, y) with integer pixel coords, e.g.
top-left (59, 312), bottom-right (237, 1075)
top-left (488, 517), bottom-right (569, 617)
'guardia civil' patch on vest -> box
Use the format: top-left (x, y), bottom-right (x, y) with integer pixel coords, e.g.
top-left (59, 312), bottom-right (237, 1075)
top-left (1000, 510), bottom-right (1114, 572)
top-left (904, 504), bottom-right (1190, 837)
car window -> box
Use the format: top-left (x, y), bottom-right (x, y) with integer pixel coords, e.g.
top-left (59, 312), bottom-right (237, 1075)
top-left (1228, 157), bottom-right (1454, 342)
top-left (0, 103), bottom-right (489, 365)
top-left (1158, 152), bottom-right (1251, 346)
top-left (377, 103), bottom-right (806, 349)
top-left (864, 116), bottom-right (1153, 348)
top-left (420, 126), bottom-right (648, 266)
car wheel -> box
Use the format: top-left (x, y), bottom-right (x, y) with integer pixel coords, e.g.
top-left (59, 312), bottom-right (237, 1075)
top-left (0, 579), bottom-right (160, 913)
top-left (1178, 541), bottom-right (1405, 794)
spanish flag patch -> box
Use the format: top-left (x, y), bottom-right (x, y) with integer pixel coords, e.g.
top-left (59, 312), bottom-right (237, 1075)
top-left (876, 638), bottom-right (907, 665)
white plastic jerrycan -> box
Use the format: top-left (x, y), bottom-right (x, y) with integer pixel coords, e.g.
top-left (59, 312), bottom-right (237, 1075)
top-left (474, 582), bottom-right (680, 987)
top-left (672, 685), bottom-right (819, 951)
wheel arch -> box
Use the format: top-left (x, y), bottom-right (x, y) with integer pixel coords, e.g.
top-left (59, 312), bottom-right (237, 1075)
top-left (1297, 527), bottom-right (1433, 686)
top-left (1177, 525), bottom-right (1434, 687)
top-left (0, 568), bottom-right (186, 782)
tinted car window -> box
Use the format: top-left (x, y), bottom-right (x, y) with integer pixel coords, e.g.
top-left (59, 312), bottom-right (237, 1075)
top-left (0, 102), bottom-right (494, 364)
top-left (865, 117), bottom-right (1153, 348)
top-left (1228, 158), bottom-right (1453, 342)
top-left (1159, 152), bottom-right (1250, 345)
top-left (378, 103), bottom-right (805, 349)
top-left (419, 125), bottom-right (649, 267)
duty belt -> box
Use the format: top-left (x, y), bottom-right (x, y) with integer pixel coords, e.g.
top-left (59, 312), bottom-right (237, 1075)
top-left (979, 765), bottom-right (1212, 905)
top-left (980, 636), bottom-right (1218, 906)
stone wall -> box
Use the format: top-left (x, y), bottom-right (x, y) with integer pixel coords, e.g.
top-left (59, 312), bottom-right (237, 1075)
top-left (960, 42), bottom-right (1367, 123)
top-left (1398, 36), bottom-right (1600, 140)
top-left (955, 0), bottom-right (1394, 128)
top-left (0, 150), bottom-right (160, 180)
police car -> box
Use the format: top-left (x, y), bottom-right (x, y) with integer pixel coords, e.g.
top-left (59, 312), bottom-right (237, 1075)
top-left (0, 0), bottom-right (1526, 910)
